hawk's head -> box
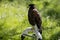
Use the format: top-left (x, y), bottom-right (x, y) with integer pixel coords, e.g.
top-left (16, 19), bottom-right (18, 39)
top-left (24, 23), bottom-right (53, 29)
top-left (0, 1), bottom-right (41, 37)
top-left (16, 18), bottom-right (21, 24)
top-left (29, 4), bottom-right (35, 9)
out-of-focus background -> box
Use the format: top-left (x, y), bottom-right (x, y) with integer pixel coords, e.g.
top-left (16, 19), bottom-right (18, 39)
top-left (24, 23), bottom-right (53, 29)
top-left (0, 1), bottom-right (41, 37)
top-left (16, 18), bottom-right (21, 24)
top-left (0, 0), bottom-right (60, 40)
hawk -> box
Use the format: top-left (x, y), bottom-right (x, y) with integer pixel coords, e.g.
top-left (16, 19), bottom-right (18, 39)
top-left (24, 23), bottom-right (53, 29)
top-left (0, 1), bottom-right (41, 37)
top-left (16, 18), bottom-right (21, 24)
top-left (28, 4), bottom-right (42, 34)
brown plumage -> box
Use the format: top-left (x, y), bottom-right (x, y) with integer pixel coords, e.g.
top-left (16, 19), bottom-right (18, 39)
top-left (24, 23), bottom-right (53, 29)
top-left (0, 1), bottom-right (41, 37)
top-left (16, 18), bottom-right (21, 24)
top-left (28, 4), bottom-right (42, 34)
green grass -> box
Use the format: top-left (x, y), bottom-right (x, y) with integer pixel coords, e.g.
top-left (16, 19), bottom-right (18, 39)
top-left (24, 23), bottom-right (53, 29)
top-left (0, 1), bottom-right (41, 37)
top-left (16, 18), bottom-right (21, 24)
top-left (0, 0), bottom-right (60, 40)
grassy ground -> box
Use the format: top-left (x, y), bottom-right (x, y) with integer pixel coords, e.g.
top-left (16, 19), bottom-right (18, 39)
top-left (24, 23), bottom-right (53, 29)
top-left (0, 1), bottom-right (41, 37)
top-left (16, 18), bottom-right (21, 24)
top-left (0, 0), bottom-right (60, 40)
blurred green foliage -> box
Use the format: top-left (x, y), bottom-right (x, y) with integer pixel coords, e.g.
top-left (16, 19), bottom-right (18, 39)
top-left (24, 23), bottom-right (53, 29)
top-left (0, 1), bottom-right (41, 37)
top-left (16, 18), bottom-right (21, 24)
top-left (0, 0), bottom-right (60, 40)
